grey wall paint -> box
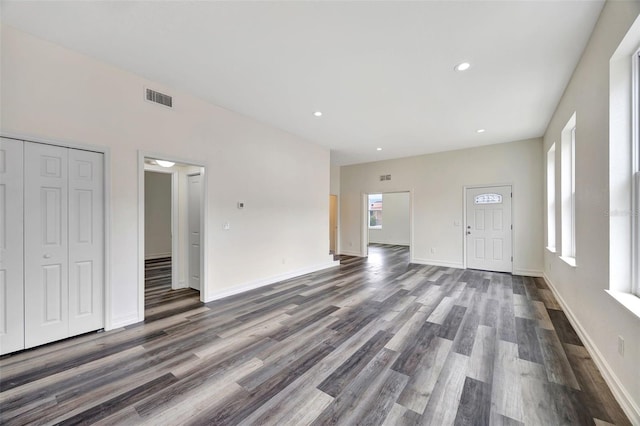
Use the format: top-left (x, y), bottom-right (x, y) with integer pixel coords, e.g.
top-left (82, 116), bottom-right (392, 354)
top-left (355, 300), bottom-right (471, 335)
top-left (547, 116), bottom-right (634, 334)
top-left (145, 171), bottom-right (172, 258)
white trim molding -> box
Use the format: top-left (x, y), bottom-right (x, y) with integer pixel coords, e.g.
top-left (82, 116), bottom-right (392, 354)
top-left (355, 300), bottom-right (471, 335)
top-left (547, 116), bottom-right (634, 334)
top-left (544, 274), bottom-right (640, 425)
top-left (605, 290), bottom-right (640, 320)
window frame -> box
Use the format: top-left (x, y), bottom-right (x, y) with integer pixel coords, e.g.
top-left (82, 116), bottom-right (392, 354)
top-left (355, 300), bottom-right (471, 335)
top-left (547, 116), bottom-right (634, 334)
top-left (547, 143), bottom-right (556, 251)
top-left (560, 113), bottom-right (577, 264)
top-left (368, 194), bottom-right (383, 230)
top-left (570, 126), bottom-right (576, 258)
top-left (632, 49), bottom-right (640, 297)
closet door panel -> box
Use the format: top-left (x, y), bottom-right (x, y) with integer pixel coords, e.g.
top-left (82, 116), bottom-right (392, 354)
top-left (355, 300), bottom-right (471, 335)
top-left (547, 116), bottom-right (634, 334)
top-left (0, 138), bottom-right (24, 355)
top-left (24, 142), bottom-right (69, 348)
top-left (68, 149), bottom-right (104, 334)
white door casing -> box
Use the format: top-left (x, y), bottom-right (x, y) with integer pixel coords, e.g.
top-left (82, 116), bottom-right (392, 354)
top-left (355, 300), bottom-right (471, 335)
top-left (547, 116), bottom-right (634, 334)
top-left (68, 148), bottom-right (104, 335)
top-left (24, 142), bottom-right (70, 348)
top-left (465, 185), bottom-right (513, 273)
top-left (0, 138), bottom-right (25, 355)
top-left (188, 173), bottom-right (201, 291)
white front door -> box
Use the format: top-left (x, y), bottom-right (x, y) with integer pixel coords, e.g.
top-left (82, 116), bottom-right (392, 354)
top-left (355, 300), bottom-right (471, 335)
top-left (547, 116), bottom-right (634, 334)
top-left (188, 174), bottom-right (201, 291)
top-left (0, 138), bottom-right (25, 355)
top-left (24, 142), bottom-right (70, 347)
top-left (465, 185), bottom-right (512, 273)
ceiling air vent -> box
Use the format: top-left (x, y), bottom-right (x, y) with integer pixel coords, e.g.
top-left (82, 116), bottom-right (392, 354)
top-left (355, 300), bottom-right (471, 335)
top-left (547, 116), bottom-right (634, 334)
top-left (380, 174), bottom-right (391, 181)
top-left (146, 88), bottom-right (172, 108)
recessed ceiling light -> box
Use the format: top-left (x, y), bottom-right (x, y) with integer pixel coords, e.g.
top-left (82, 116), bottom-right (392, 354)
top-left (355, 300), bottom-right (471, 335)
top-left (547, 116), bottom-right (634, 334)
top-left (313, 111), bottom-right (322, 117)
top-left (455, 62), bottom-right (471, 71)
top-left (377, 147), bottom-right (382, 151)
top-left (476, 129), bottom-right (486, 133)
top-left (155, 160), bottom-right (175, 168)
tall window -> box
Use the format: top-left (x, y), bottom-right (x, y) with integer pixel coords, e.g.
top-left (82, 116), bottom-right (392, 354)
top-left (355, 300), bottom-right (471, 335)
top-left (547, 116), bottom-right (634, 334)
top-left (609, 23), bottom-right (640, 308)
top-left (368, 194), bottom-right (382, 229)
top-left (547, 144), bottom-right (556, 251)
top-left (561, 113), bottom-right (577, 262)
top-left (634, 50), bottom-right (640, 296)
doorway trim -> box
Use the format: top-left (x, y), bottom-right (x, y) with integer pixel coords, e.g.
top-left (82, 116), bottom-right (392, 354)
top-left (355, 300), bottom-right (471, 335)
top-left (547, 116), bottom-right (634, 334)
top-left (360, 190), bottom-right (414, 260)
top-left (137, 151), bottom-right (208, 322)
top-left (463, 183), bottom-right (514, 272)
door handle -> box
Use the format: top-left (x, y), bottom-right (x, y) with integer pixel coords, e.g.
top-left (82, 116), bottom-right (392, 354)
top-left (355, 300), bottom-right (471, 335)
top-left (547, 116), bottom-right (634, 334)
top-left (43, 254), bottom-right (51, 259)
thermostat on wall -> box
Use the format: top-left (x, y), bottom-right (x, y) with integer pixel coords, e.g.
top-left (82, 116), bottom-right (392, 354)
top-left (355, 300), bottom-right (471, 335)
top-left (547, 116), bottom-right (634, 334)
top-left (237, 202), bottom-right (245, 209)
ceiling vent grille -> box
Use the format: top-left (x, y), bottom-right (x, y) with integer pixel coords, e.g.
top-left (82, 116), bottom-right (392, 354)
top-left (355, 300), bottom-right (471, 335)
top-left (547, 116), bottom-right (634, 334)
top-left (146, 88), bottom-right (172, 108)
top-left (380, 175), bottom-right (391, 181)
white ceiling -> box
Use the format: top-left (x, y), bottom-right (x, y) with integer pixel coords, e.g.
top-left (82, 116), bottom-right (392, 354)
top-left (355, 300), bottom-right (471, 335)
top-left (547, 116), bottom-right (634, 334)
top-left (2, 1), bottom-right (604, 165)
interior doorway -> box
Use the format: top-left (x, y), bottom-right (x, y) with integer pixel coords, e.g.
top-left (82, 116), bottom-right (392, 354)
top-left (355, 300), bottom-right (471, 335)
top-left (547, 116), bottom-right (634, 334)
top-left (362, 191), bottom-right (412, 258)
top-left (140, 156), bottom-right (206, 320)
top-left (144, 170), bottom-right (175, 312)
top-left (144, 170), bottom-right (172, 269)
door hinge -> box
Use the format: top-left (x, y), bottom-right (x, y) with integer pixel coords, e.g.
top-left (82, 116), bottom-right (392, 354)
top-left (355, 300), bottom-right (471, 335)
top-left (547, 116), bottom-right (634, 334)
top-left (511, 224), bottom-right (513, 230)
top-left (511, 256), bottom-right (513, 262)
top-left (511, 192), bottom-right (513, 197)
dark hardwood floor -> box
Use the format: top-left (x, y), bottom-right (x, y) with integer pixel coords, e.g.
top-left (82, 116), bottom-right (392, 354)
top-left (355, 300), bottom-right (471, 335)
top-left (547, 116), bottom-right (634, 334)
top-left (0, 244), bottom-right (631, 425)
top-left (144, 257), bottom-right (202, 322)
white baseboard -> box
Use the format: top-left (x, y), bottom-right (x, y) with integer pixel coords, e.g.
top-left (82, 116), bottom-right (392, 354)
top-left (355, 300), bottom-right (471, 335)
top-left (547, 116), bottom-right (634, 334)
top-left (543, 273), bottom-right (640, 425)
top-left (107, 312), bottom-right (139, 330)
top-left (410, 257), bottom-right (464, 269)
top-left (204, 261), bottom-right (340, 303)
top-left (513, 268), bottom-right (544, 277)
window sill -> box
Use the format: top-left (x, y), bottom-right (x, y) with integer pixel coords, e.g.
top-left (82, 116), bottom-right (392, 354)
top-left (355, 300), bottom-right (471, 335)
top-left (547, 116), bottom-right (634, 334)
top-left (560, 256), bottom-right (576, 267)
top-left (546, 246), bottom-right (556, 253)
top-left (369, 226), bottom-right (382, 230)
top-left (605, 290), bottom-right (640, 320)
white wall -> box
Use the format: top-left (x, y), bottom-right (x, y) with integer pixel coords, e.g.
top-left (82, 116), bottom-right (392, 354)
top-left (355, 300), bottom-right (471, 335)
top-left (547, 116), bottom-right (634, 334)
top-left (543, 1), bottom-right (640, 421)
top-left (1, 25), bottom-right (336, 328)
top-left (340, 138), bottom-right (543, 275)
top-left (144, 171), bottom-right (172, 259)
top-left (369, 192), bottom-right (410, 246)
top-left (330, 165), bottom-right (341, 196)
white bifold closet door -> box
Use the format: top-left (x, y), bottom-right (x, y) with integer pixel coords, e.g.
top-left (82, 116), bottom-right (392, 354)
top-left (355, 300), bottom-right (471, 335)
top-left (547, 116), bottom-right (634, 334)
top-left (0, 138), bottom-right (25, 355)
top-left (24, 142), bottom-right (104, 349)
top-left (0, 140), bottom-right (105, 353)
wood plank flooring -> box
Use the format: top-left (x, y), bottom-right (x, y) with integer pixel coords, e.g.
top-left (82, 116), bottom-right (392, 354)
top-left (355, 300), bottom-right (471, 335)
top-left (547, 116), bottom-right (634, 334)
top-left (0, 244), bottom-right (631, 425)
top-left (144, 257), bottom-right (202, 322)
